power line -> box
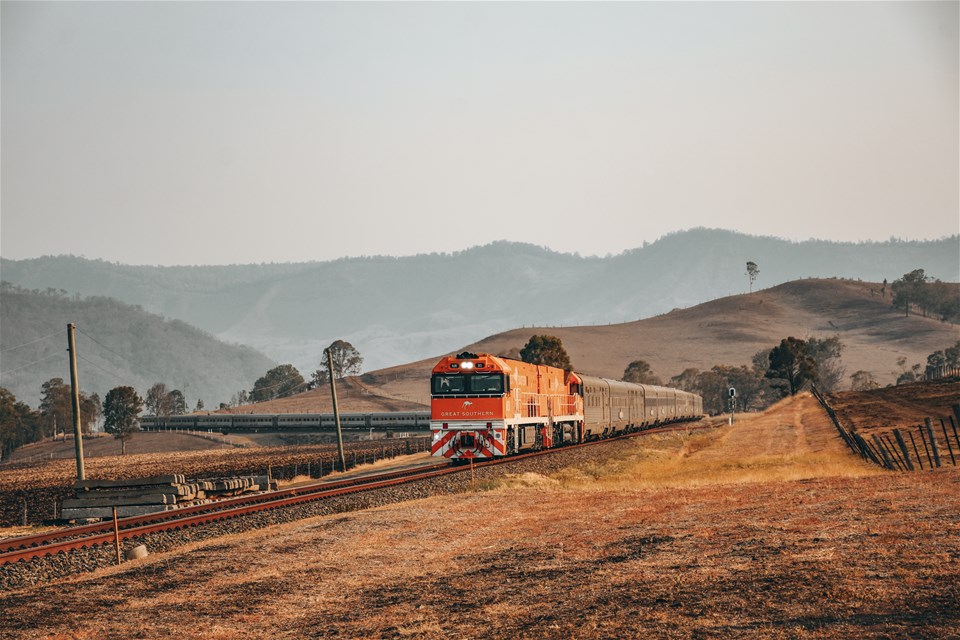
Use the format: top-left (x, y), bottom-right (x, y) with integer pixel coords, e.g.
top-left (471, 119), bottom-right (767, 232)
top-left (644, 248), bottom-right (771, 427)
top-left (76, 354), bottom-right (131, 386)
top-left (74, 327), bottom-right (131, 363)
top-left (0, 352), bottom-right (65, 376)
top-left (0, 329), bottom-right (67, 353)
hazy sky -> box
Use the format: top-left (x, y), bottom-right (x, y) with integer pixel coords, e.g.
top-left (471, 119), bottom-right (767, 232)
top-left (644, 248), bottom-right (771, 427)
top-left (2, 1), bottom-right (957, 266)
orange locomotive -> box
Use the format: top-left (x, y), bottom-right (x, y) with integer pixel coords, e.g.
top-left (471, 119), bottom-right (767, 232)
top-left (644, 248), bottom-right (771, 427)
top-left (430, 352), bottom-right (583, 459)
top-left (430, 351), bottom-right (704, 460)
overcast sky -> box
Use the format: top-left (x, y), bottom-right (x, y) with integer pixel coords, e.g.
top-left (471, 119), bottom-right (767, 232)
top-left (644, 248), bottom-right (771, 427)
top-left (2, 1), bottom-right (957, 266)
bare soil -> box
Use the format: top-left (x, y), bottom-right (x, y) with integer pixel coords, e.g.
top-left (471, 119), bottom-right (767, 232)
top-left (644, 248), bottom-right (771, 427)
top-left (1, 383), bottom-right (957, 638)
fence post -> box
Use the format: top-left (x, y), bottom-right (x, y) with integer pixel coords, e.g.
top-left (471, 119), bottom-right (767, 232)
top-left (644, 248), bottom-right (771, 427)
top-left (924, 418), bottom-right (941, 468)
top-left (949, 415), bottom-right (960, 457)
top-left (893, 430), bottom-right (915, 471)
top-left (881, 434), bottom-right (906, 471)
top-left (871, 434), bottom-right (895, 470)
top-left (918, 427), bottom-right (934, 468)
top-left (854, 433), bottom-right (881, 466)
top-left (940, 418), bottom-right (956, 466)
top-left (908, 431), bottom-right (925, 470)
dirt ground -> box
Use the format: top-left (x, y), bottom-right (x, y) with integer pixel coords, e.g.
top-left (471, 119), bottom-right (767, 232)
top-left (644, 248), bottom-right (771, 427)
top-left (2, 390), bottom-right (958, 639)
top-left (827, 378), bottom-right (960, 435)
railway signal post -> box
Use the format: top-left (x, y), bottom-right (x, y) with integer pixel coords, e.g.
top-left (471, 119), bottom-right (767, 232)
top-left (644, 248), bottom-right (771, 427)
top-left (728, 387), bottom-right (736, 425)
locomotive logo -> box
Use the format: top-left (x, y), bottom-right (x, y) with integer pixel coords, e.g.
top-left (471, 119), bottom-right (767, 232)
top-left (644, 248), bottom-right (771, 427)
top-left (462, 401), bottom-right (474, 409)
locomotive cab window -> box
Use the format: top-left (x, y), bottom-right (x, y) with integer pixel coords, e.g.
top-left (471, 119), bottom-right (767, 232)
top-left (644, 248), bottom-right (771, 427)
top-left (432, 374), bottom-right (504, 395)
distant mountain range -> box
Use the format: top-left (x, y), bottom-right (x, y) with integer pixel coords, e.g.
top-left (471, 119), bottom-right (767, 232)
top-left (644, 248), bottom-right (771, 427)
top-left (0, 284), bottom-right (274, 407)
top-left (2, 229), bottom-right (957, 379)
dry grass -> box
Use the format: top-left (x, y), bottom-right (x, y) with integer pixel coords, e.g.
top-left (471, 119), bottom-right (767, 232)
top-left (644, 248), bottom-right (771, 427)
top-left (365, 279), bottom-right (959, 402)
top-left (507, 394), bottom-right (884, 494)
top-left (2, 384), bottom-right (958, 639)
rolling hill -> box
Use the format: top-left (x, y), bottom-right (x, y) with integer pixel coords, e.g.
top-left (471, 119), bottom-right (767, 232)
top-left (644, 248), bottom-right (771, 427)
top-left (0, 283), bottom-right (275, 408)
top-left (358, 278), bottom-right (960, 405)
top-left (2, 229), bottom-right (957, 375)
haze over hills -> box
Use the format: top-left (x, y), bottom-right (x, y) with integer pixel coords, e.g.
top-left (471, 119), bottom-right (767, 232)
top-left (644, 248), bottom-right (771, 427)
top-left (0, 284), bottom-right (275, 407)
top-left (1, 229), bottom-right (957, 376)
top-left (361, 279), bottom-right (960, 406)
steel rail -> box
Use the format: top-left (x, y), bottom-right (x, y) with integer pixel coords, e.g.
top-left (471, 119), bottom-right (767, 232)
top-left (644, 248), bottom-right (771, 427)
top-left (1, 419), bottom-right (703, 566)
top-left (0, 462), bottom-right (450, 556)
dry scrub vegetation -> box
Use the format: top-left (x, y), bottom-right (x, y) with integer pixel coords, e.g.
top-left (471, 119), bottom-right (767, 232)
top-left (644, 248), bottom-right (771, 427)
top-left (2, 390), bottom-right (959, 639)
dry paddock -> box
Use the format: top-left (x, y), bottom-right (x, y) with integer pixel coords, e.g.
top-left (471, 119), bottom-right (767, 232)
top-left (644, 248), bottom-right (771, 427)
top-left (2, 393), bottom-right (959, 639)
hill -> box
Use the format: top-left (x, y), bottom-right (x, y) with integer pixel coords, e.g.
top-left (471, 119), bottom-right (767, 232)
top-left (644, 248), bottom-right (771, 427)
top-left (0, 284), bottom-right (275, 408)
top-left (360, 278), bottom-right (960, 404)
top-left (2, 229), bottom-right (957, 374)
top-left (217, 376), bottom-right (427, 414)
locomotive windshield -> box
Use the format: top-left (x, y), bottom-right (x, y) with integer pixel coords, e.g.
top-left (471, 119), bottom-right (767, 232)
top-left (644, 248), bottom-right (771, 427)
top-left (432, 373), bottom-right (504, 396)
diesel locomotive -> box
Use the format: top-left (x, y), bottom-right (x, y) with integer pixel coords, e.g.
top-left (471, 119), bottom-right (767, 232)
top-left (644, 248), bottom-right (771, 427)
top-left (430, 352), bottom-right (702, 460)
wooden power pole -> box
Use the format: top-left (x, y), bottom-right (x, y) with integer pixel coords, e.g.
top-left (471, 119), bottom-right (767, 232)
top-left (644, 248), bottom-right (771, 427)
top-left (326, 347), bottom-right (347, 472)
top-left (67, 323), bottom-right (86, 481)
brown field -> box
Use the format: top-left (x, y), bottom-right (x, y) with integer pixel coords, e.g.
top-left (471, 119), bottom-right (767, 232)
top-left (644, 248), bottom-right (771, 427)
top-left (2, 384), bottom-right (958, 639)
top-left (362, 279), bottom-right (959, 405)
top-left (0, 438), bottom-right (427, 528)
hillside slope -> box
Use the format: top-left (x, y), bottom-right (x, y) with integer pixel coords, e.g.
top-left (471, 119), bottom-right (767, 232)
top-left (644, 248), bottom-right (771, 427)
top-left (3, 229), bottom-right (956, 374)
top-left (360, 279), bottom-right (960, 404)
top-left (0, 284), bottom-right (275, 407)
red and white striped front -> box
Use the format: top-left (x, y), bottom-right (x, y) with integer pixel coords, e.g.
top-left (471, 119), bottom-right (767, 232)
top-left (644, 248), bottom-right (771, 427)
top-left (431, 422), bottom-right (507, 459)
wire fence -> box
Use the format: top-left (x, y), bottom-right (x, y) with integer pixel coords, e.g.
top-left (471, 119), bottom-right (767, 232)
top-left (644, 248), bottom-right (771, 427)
top-left (813, 386), bottom-right (960, 472)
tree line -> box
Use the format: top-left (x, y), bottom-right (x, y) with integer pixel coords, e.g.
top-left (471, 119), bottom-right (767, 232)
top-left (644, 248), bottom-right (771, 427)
top-left (513, 333), bottom-right (959, 416)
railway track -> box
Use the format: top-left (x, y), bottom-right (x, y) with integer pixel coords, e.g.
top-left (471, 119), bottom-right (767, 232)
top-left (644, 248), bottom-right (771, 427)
top-left (1, 421), bottom-right (701, 567)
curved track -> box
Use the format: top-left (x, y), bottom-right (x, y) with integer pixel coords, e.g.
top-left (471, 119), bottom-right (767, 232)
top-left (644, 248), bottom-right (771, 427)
top-left (1, 421), bottom-right (701, 566)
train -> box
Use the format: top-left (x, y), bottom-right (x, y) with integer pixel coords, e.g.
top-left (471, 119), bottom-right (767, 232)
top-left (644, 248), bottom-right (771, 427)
top-left (139, 411), bottom-right (431, 434)
top-left (430, 352), bottom-right (703, 460)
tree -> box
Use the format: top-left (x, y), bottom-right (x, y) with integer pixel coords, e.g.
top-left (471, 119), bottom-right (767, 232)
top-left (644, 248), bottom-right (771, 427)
top-left (746, 261), bottom-right (759, 293)
top-left (0, 387), bottom-right (41, 460)
top-left (849, 370), bottom-right (879, 391)
top-left (668, 368), bottom-right (701, 393)
top-left (519, 335), bottom-right (572, 370)
top-left (946, 341), bottom-right (960, 369)
top-left (103, 386), bottom-right (143, 455)
top-left (79, 393), bottom-right (101, 434)
top-left (310, 369), bottom-right (329, 390)
top-left (39, 378), bottom-right (99, 436)
top-left (250, 365), bottom-right (305, 402)
top-left (765, 337), bottom-right (818, 396)
top-left (891, 269), bottom-right (928, 317)
top-left (806, 336), bottom-right (845, 393)
top-left (145, 382), bottom-right (170, 417)
top-left (622, 360), bottom-right (662, 385)
top-left (195, 399), bottom-right (205, 412)
top-left (319, 340), bottom-right (364, 381)
top-left (39, 378), bottom-right (70, 438)
top-left (894, 356), bottom-right (921, 385)
top-left (166, 389), bottom-right (187, 415)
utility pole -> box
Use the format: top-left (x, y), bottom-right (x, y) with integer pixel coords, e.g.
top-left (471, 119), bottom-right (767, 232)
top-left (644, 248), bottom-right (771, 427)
top-left (327, 347), bottom-right (346, 473)
top-left (67, 323), bottom-right (85, 481)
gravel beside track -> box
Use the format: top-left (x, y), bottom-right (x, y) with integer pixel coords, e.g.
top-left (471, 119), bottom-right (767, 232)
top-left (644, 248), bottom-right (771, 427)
top-left (0, 438), bottom-right (636, 591)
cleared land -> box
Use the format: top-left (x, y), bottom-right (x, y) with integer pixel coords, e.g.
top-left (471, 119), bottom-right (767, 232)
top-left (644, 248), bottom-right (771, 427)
top-left (1, 384), bottom-right (957, 639)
